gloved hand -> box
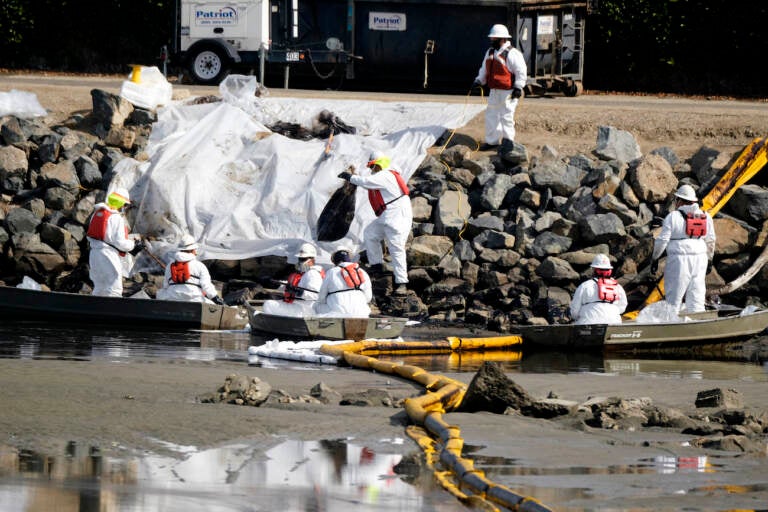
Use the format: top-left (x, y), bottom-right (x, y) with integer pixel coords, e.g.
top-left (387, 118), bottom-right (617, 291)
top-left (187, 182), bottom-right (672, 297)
top-left (212, 295), bottom-right (225, 306)
top-left (472, 79), bottom-right (482, 90)
top-left (650, 259), bottom-right (659, 276)
top-left (129, 240), bottom-right (145, 256)
top-left (337, 171), bottom-right (352, 181)
top-left (706, 260), bottom-right (713, 274)
top-left (511, 87), bottom-right (523, 99)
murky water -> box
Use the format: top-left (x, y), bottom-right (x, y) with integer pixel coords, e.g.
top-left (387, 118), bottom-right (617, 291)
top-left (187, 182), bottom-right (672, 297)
top-left (0, 438), bottom-right (459, 512)
top-left (2, 320), bottom-right (767, 511)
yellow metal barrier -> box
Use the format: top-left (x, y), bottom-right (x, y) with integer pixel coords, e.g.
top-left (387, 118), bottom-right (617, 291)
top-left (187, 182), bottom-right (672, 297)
top-left (624, 137), bottom-right (768, 319)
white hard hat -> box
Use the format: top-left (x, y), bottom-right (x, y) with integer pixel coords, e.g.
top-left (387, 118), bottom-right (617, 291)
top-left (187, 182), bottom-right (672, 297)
top-left (590, 254), bottom-right (613, 270)
top-left (674, 184), bottom-right (698, 202)
top-left (179, 233), bottom-right (199, 251)
top-left (488, 24), bottom-right (511, 39)
top-left (296, 242), bottom-right (317, 259)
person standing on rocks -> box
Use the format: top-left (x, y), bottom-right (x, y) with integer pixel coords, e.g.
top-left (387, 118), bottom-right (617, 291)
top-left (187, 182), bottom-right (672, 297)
top-left (261, 242), bottom-right (325, 317)
top-left (472, 24), bottom-right (528, 153)
top-left (650, 184), bottom-right (716, 313)
top-left (86, 187), bottom-right (142, 296)
top-left (570, 254), bottom-right (628, 325)
top-left (314, 247), bottom-right (373, 317)
top-left (156, 234), bottom-right (225, 304)
top-left (337, 152), bottom-right (411, 295)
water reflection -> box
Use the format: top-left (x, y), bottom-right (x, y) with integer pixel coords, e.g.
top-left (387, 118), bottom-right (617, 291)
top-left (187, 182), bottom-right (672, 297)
top-left (0, 439), bottom-right (437, 512)
top-left (1, 321), bottom-right (767, 380)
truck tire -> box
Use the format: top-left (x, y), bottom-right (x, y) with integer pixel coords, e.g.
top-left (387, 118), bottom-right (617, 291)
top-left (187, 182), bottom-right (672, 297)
top-left (188, 44), bottom-right (230, 85)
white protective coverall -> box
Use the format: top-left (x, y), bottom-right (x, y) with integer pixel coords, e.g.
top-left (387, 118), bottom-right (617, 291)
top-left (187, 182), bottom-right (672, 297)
top-left (156, 251), bottom-right (219, 303)
top-left (350, 170), bottom-right (412, 284)
top-left (87, 203), bottom-right (136, 297)
top-left (314, 262), bottom-right (373, 318)
top-left (474, 41), bottom-right (528, 145)
top-left (652, 203), bottom-right (716, 313)
top-left (262, 265), bottom-right (325, 317)
top-left (570, 278), bottom-right (629, 325)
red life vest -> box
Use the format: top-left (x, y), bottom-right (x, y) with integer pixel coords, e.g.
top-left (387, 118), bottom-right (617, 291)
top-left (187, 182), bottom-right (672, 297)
top-left (87, 208), bottom-right (128, 256)
top-left (485, 48), bottom-right (514, 90)
top-left (679, 210), bottom-right (707, 238)
top-left (340, 263), bottom-right (365, 290)
top-left (283, 272), bottom-right (302, 303)
top-left (283, 268), bottom-right (326, 302)
top-left (170, 261), bottom-right (192, 284)
top-left (367, 170), bottom-right (410, 217)
top-left (595, 278), bottom-right (619, 303)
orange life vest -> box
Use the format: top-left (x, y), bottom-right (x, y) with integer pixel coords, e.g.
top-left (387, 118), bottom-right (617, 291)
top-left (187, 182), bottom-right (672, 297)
top-left (283, 268), bottom-right (326, 302)
top-left (326, 263), bottom-right (365, 295)
top-left (679, 210), bottom-right (707, 238)
top-left (87, 209), bottom-right (128, 256)
top-left (283, 272), bottom-right (303, 303)
top-left (595, 277), bottom-right (620, 303)
top-left (485, 48), bottom-right (514, 90)
top-left (367, 170), bottom-right (410, 217)
top-left (170, 261), bottom-right (192, 284)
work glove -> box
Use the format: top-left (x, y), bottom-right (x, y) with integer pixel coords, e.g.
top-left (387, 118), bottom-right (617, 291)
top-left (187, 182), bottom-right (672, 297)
top-left (650, 259), bottom-right (659, 276)
top-left (337, 171), bottom-right (352, 181)
top-left (129, 240), bottom-right (145, 256)
top-left (511, 87), bottom-right (523, 99)
top-left (706, 260), bottom-right (713, 274)
top-left (212, 295), bottom-right (225, 306)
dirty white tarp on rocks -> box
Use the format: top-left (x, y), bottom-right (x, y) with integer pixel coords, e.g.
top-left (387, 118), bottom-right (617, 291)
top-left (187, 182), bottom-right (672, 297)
top-left (114, 75), bottom-right (483, 265)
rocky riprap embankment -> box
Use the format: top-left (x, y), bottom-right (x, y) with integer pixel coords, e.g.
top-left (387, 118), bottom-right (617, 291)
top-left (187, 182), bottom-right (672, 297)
top-left (1, 90), bottom-right (767, 331)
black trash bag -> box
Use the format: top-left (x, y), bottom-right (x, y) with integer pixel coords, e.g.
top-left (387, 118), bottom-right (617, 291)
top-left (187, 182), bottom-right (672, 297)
top-left (317, 169), bottom-right (357, 242)
top-left (268, 122), bottom-right (314, 140)
top-left (314, 110), bottom-right (357, 138)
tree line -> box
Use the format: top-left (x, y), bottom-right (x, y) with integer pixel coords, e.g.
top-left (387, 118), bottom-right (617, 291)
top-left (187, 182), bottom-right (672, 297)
top-left (0, 0), bottom-right (765, 97)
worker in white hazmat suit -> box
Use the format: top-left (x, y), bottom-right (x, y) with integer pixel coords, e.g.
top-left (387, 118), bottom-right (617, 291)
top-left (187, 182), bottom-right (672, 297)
top-left (86, 187), bottom-right (142, 297)
top-left (262, 242), bottom-right (325, 317)
top-left (472, 24), bottom-right (528, 152)
top-left (314, 247), bottom-right (372, 318)
top-left (157, 234), bottom-right (224, 304)
top-left (337, 152), bottom-right (412, 295)
top-left (650, 184), bottom-right (716, 313)
top-left (570, 254), bottom-right (628, 325)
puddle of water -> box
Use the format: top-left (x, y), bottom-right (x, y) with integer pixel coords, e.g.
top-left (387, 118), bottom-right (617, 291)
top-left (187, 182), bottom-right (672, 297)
top-left (0, 439), bottom-right (460, 512)
top-left (468, 446), bottom-right (768, 511)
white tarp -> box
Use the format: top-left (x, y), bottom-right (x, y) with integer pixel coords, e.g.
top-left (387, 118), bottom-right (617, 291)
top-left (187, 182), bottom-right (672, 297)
top-left (0, 89), bottom-right (47, 118)
top-left (115, 75), bottom-right (483, 266)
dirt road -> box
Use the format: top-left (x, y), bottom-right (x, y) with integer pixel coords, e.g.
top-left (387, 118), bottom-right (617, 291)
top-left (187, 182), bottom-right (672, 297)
top-left (2, 72), bottom-right (767, 160)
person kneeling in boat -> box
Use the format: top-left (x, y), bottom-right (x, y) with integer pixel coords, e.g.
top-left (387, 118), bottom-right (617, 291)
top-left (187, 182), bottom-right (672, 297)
top-left (314, 247), bottom-right (373, 318)
top-left (262, 242), bottom-right (325, 317)
top-left (570, 254), bottom-right (628, 325)
top-left (156, 234), bottom-right (224, 305)
top-left (86, 187), bottom-right (143, 297)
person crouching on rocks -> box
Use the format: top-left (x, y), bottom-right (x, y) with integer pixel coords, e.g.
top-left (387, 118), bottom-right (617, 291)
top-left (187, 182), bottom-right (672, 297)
top-left (86, 187), bottom-right (143, 297)
top-left (262, 242), bottom-right (325, 317)
top-left (314, 247), bottom-right (372, 318)
top-left (156, 234), bottom-right (224, 305)
top-left (570, 254), bottom-right (628, 325)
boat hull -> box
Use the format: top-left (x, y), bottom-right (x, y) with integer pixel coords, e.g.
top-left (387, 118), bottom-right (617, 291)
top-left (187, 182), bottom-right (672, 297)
top-left (516, 309), bottom-right (768, 351)
top-left (246, 304), bottom-right (407, 341)
top-left (0, 286), bottom-right (248, 330)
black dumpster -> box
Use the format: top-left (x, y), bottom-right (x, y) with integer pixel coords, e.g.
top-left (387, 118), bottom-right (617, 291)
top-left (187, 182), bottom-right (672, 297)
top-left (266, 0), bottom-right (594, 94)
